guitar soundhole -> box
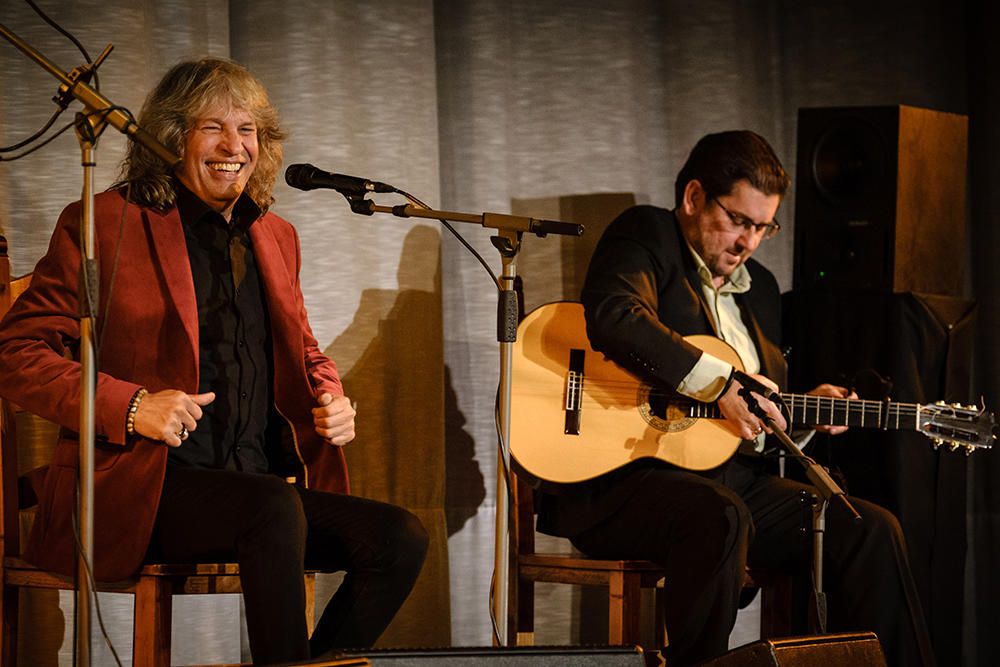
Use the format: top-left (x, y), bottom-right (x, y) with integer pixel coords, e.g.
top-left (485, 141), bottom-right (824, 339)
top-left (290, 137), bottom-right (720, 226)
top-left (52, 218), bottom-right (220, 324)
top-left (638, 386), bottom-right (696, 432)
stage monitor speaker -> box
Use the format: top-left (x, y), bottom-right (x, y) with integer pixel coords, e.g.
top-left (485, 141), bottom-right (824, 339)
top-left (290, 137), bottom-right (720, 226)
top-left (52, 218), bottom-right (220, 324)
top-left (697, 632), bottom-right (886, 667)
top-left (793, 105), bottom-right (967, 295)
top-left (341, 645), bottom-right (644, 666)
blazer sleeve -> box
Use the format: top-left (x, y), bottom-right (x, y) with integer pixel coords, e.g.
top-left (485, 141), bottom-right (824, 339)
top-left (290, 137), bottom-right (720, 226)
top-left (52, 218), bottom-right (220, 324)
top-left (581, 205), bottom-right (710, 390)
top-left (0, 201), bottom-right (140, 445)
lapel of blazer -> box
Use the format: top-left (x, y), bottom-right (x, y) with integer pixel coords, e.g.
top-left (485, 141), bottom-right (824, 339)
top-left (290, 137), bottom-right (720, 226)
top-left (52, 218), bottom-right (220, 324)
top-left (248, 218), bottom-right (300, 360)
top-left (144, 205), bottom-right (198, 362)
top-left (736, 294), bottom-right (784, 382)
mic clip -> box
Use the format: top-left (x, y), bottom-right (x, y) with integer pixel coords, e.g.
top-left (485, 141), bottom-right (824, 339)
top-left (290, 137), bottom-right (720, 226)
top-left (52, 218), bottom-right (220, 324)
top-left (347, 196), bottom-right (375, 215)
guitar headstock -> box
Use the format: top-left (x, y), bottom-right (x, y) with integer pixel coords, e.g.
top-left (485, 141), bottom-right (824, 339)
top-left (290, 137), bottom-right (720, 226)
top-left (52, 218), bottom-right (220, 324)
top-left (919, 400), bottom-right (996, 454)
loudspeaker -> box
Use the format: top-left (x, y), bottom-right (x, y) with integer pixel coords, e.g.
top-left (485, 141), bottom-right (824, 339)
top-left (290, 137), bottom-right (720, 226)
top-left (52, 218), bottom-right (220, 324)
top-left (793, 105), bottom-right (967, 295)
top-left (341, 645), bottom-right (644, 666)
top-left (698, 632), bottom-right (886, 666)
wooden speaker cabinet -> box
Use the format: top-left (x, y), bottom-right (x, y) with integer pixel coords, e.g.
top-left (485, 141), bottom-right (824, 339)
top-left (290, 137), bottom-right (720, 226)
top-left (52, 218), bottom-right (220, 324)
top-left (700, 632), bottom-right (886, 666)
top-left (793, 105), bottom-right (967, 295)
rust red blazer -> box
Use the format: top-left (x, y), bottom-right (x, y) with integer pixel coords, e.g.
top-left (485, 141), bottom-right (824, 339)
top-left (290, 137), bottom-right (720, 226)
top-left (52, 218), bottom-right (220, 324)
top-left (0, 189), bottom-right (349, 581)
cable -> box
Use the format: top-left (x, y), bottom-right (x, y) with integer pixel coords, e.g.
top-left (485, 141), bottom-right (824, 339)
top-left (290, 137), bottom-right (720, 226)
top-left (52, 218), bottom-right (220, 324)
top-left (24, 0), bottom-right (100, 90)
top-left (392, 187), bottom-right (503, 291)
top-left (71, 508), bottom-right (124, 667)
top-left (0, 116), bottom-right (77, 162)
top-left (488, 385), bottom-right (516, 645)
top-left (0, 107), bottom-right (66, 152)
top-left (0, 104), bottom-right (134, 163)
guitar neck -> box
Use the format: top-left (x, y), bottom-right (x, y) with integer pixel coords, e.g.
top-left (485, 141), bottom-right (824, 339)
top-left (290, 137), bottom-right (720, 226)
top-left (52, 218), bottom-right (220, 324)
top-left (690, 393), bottom-right (920, 431)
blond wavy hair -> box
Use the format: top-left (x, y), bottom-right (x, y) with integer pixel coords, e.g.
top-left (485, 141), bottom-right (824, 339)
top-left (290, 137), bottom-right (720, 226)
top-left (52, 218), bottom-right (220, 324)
top-left (117, 58), bottom-right (286, 212)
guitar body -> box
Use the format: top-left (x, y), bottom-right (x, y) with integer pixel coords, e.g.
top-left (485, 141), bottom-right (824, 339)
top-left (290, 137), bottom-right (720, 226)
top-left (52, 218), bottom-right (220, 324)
top-left (511, 302), bottom-right (744, 484)
top-left (511, 302), bottom-right (993, 486)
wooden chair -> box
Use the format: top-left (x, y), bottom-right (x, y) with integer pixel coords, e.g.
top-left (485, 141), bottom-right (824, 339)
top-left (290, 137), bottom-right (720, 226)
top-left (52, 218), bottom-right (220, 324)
top-left (0, 235), bottom-right (317, 666)
top-left (507, 468), bottom-right (793, 650)
top-left (507, 468), bottom-right (666, 648)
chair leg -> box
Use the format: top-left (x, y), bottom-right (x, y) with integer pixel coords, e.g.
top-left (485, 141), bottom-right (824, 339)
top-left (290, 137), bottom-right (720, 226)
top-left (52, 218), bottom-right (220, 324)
top-left (304, 573), bottom-right (315, 638)
top-left (133, 576), bottom-right (172, 667)
top-left (1, 583), bottom-right (19, 667)
top-left (608, 572), bottom-right (642, 645)
top-left (515, 577), bottom-right (535, 646)
top-left (653, 578), bottom-right (667, 648)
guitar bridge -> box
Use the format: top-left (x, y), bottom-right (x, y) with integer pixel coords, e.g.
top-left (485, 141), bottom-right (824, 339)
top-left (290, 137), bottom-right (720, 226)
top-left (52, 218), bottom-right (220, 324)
top-left (565, 349), bottom-right (585, 435)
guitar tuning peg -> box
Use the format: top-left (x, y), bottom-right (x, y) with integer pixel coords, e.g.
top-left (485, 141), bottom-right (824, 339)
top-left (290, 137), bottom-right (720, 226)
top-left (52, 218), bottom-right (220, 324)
top-left (949, 442), bottom-right (960, 452)
top-left (935, 400), bottom-right (945, 406)
top-left (932, 439), bottom-right (943, 450)
top-left (965, 446), bottom-right (974, 456)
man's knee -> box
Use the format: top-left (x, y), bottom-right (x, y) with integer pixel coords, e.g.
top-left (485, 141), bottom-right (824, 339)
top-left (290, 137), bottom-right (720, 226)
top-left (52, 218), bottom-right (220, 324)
top-left (699, 485), bottom-right (751, 541)
top-left (246, 475), bottom-right (307, 544)
top-left (381, 507), bottom-right (429, 572)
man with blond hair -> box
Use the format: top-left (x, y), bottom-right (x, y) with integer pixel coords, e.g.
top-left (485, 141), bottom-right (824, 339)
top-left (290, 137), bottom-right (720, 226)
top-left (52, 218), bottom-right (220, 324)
top-left (0, 58), bottom-right (427, 663)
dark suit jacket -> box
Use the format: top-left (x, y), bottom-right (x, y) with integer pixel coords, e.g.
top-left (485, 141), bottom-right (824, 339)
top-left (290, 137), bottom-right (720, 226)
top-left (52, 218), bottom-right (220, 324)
top-left (0, 189), bottom-right (348, 581)
top-left (537, 205), bottom-right (787, 537)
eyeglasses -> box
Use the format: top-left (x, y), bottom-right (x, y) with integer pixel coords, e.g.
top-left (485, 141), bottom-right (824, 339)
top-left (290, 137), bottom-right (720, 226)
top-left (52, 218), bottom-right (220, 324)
top-left (712, 197), bottom-right (781, 239)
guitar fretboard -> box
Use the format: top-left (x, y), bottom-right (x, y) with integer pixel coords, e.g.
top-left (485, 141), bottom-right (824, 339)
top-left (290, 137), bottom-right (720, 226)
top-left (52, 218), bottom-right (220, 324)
top-left (688, 393), bottom-right (920, 431)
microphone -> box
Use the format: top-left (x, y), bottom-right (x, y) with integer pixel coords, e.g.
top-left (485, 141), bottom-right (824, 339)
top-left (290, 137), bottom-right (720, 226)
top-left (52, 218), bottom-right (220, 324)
top-left (733, 370), bottom-right (780, 403)
top-left (284, 163), bottom-right (395, 195)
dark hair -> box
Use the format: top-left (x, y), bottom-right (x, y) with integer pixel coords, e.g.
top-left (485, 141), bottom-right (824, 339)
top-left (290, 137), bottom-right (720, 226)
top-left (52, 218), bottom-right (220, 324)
top-left (674, 130), bottom-right (790, 206)
top-left (116, 58), bottom-right (286, 212)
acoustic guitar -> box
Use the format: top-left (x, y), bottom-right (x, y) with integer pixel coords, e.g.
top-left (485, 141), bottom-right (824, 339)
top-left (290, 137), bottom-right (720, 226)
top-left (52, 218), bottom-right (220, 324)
top-left (510, 302), bottom-right (995, 484)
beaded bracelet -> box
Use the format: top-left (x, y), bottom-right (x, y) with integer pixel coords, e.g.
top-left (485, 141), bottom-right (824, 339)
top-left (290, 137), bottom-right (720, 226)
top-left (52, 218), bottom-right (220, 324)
top-left (125, 387), bottom-right (148, 436)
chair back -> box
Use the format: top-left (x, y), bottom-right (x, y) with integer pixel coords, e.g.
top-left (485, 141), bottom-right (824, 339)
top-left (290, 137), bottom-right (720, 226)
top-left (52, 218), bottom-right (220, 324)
top-left (0, 235), bottom-right (45, 562)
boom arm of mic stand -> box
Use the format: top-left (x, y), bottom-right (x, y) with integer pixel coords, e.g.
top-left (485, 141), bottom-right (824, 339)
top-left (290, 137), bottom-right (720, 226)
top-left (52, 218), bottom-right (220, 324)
top-left (348, 200), bottom-right (585, 237)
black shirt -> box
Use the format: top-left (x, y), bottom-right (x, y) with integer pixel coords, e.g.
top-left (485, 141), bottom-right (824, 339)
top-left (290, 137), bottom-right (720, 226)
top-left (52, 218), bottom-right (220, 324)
top-left (169, 182), bottom-right (274, 472)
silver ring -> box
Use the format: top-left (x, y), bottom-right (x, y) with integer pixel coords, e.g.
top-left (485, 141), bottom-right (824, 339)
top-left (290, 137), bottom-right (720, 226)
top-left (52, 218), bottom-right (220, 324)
top-left (754, 425), bottom-right (764, 436)
top-left (177, 425), bottom-right (189, 441)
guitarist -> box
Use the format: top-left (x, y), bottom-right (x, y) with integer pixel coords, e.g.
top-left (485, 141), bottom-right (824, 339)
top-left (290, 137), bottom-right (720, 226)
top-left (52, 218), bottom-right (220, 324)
top-left (536, 131), bottom-right (934, 667)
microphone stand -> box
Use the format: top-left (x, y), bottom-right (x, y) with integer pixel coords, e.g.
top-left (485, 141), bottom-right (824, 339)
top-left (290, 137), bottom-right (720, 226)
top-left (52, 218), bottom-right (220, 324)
top-left (734, 372), bottom-right (861, 634)
top-left (345, 196), bottom-right (582, 645)
top-left (1, 23), bottom-right (179, 667)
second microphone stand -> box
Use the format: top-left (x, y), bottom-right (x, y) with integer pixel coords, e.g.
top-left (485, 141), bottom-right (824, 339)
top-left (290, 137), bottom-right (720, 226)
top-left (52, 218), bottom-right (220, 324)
top-left (345, 194), bottom-right (582, 646)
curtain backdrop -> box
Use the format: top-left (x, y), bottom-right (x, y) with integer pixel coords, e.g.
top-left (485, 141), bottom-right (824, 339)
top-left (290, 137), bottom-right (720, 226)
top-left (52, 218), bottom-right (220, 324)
top-left (1, 1), bottom-right (993, 665)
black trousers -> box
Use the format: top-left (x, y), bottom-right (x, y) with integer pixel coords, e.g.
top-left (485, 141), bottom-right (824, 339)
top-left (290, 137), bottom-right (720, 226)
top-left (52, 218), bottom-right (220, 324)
top-left (568, 456), bottom-right (935, 667)
top-left (149, 466), bottom-right (428, 664)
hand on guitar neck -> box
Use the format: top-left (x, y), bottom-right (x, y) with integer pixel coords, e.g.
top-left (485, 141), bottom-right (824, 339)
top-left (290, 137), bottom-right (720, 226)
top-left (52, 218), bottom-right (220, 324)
top-left (806, 383), bottom-right (858, 435)
top-left (728, 371), bottom-right (857, 438)
top-left (718, 372), bottom-right (787, 439)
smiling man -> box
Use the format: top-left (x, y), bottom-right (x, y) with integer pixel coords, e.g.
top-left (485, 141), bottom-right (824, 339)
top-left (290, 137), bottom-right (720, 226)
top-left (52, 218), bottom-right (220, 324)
top-left (536, 132), bottom-right (935, 667)
top-left (0, 59), bottom-right (427, 663)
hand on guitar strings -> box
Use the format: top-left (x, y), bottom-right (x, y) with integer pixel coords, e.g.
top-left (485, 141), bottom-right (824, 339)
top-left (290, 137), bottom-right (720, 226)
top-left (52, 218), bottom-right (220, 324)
top-left (805, 383), bottom-right (857, 435)
top-left (718, 372), bottom-right (787, 440)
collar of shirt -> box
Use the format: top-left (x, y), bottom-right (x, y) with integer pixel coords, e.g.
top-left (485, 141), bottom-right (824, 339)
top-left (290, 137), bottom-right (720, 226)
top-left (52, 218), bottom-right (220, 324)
top-left (686, 241), bottom-right (752, 295)
top-left (174, 179), bottom-right (262, 231)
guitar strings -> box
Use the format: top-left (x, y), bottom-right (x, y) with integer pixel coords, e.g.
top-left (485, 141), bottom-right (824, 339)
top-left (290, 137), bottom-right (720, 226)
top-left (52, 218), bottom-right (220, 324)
top-left (531, 377), bottom-right (923, 416)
